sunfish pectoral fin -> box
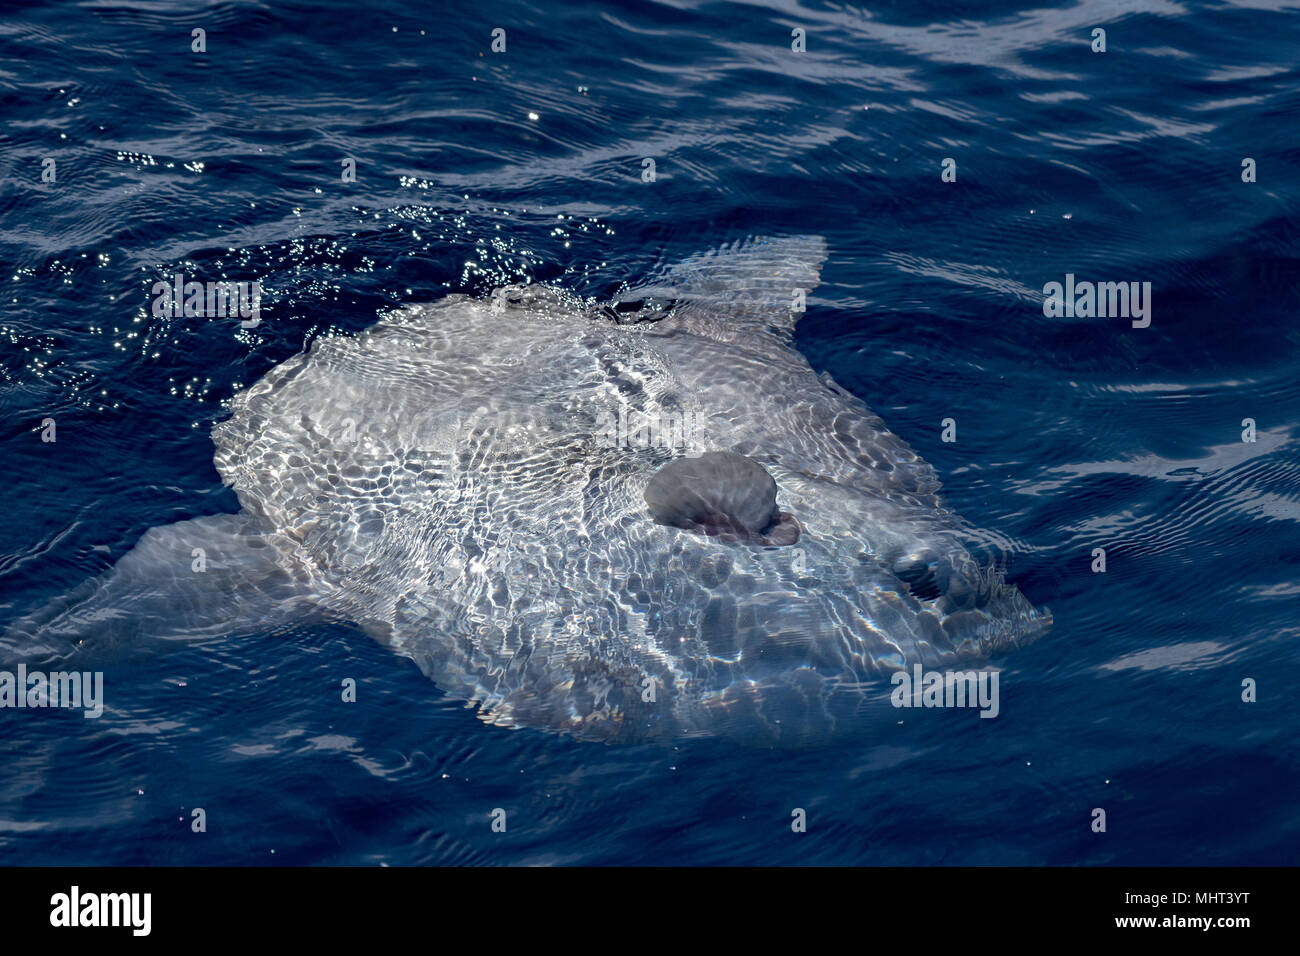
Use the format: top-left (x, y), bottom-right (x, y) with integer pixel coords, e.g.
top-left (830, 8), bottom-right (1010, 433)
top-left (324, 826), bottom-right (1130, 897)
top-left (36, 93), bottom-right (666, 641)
top-left (622, 235), bottom-right (828, 340)
top-left (2, 514), bottom-right (319, 666)
top-left (644, 451), bottom-right (800, 546)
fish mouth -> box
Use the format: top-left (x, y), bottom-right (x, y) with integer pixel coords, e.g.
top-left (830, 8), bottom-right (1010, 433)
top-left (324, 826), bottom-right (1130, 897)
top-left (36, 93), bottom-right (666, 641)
top-left (677, 572), bottom-right (1051, 746)
top-left (891, 549), bottom-right (1052, 658)
top-left (933, 592), bottom-right (1053, 660)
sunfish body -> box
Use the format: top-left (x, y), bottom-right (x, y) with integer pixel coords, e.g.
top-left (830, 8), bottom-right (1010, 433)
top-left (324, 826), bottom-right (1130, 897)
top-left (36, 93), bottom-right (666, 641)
top-left (10, 237), bottom-right (1049, 742)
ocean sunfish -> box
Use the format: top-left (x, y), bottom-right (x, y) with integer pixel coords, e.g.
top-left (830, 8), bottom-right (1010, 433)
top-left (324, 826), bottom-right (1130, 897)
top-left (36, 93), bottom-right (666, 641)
top-left (8, 236), bottom-right (1050, 742)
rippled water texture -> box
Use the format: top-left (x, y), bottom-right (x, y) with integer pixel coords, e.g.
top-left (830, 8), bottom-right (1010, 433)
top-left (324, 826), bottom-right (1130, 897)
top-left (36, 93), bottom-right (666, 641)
top-left (0, 0), bottom-right (1298, 864)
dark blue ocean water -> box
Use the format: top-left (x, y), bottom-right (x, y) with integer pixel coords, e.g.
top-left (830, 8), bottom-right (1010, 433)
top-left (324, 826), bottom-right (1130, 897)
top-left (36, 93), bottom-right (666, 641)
top-left (1, 0), bottom-right (1298, 865)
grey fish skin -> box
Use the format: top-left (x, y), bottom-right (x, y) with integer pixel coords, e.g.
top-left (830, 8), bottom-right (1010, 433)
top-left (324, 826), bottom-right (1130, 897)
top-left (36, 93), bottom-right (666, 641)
top-left (4, 236), bottom-right (1050, 744)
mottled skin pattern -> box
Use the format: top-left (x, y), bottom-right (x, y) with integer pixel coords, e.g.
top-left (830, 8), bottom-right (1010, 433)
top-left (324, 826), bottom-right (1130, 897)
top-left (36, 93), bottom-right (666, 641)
top-left (8, 237), bottom-right (1049, 743)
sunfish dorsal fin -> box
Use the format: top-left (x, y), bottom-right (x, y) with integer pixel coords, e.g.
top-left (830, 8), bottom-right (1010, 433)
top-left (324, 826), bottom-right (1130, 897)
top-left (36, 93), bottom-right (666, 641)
top-left (622, 235), bottom-right (828, 342)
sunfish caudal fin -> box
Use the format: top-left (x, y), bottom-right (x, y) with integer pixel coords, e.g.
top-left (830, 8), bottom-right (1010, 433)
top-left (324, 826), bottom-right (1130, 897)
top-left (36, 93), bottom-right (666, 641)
top-left (621, 235), bottom-right (829, 342)
top-left (1, 513), bottom-right (319, 667)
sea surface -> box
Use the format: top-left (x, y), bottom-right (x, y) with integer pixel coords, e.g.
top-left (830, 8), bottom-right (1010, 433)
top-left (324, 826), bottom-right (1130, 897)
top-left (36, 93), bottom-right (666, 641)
top-left (1, 0), bottom-right (1298, 865)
